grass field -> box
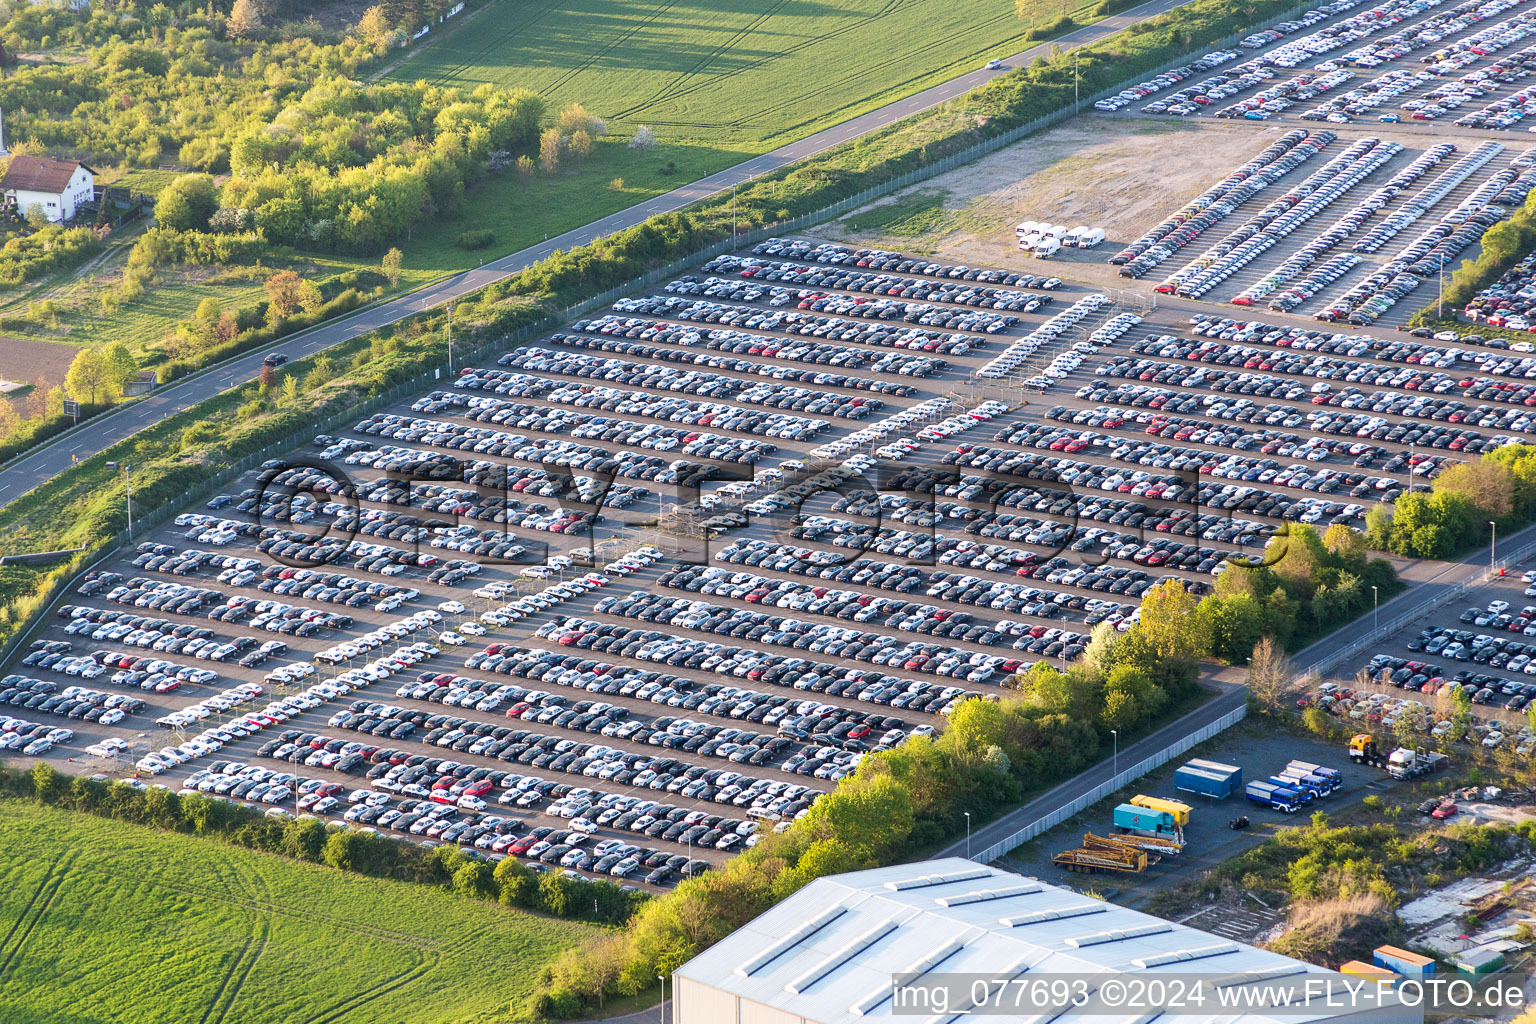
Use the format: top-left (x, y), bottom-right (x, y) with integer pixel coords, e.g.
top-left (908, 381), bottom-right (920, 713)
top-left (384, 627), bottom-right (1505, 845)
top-left (391, 0), bottom-right (1093, 150)
top-left (384, 0), bottom-right (1101, 270)
top-left (0, 802), bottom-right (597, 1024)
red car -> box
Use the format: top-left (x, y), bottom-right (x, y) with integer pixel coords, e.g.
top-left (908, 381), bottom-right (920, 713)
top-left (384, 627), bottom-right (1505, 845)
top-left (1430, 802), bottom-right (1458, 820)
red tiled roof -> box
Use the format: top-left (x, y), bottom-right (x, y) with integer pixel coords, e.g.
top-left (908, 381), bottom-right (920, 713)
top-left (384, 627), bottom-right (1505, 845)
top-left (0, 156), bottom-right (93, 194)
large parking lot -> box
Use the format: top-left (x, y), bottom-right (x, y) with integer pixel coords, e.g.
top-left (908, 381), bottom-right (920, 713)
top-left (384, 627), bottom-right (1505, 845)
top-left (16, 205), bottom-right (1536, 887)
top-left (1321, 567), bottom-right (1536, 753)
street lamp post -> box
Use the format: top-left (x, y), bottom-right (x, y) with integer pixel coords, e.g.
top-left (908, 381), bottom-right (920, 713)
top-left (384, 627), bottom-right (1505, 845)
top-left (1491, 520), bottom-right (1498, 575)
top-left (658, 973), bottom-right (666, 1024)
top-left (963, 810), bottom-right (971, 860)
top-left (1371, 585), bottom-right (1379, 632)
top-left (1111, 729), bottom-right (1118, 779)
top-left (447, 301), bottom-right (455, 375)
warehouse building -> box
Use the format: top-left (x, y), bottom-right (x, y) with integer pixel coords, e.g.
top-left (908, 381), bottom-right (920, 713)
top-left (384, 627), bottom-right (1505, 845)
top-left (673, 858), bottom-right (1413, 1024)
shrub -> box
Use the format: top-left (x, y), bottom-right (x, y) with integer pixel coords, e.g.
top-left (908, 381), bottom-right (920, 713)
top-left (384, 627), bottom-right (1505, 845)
top-left (457, 229), bottom-right (496, 250)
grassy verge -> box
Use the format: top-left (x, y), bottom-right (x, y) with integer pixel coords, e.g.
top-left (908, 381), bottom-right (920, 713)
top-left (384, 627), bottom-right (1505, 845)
top-left (0, 798), bottom-right (597, 1023)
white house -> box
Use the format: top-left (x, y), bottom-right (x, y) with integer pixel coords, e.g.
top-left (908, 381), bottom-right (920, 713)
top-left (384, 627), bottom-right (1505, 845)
top-left (1, 156), bottom-right (96, 223)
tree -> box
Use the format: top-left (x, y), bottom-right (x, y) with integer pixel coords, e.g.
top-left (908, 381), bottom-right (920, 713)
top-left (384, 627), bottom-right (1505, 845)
top-left (1322, 523), bottom-right (1367, 567)
top-left (1137, 579), bottom-right (1202, 665)
top-left (264, 270), bottom-right (305, 318)
top-left (1434, 458), bottom-right (1516, 520)
top-left (380, 247), bottom-right (403, 287)
top-left (514, 155), bottom-right (535, 187)
top-left (228, 0), bottom-right (262, 38)
top-left (24, 377), bottom-right (49, 420)
top-left (1246, 635), bottom-right (1292, 712)
top-left (357, 5), bottom-right (390, 45)
top-left (629, 126), bottom-right (657, 150)
top-left (569, 130), bottom-right (593, 167)
top-left (539, 129), bottom-right (562, 174)
top-left (24, 204), bottom-right (47, 230)
top-left (297, 279), bottom-right (324, 316)
top-left (155, 174), bottom-right (220, 231)
top-left (556, 102), bottom-right (605, 137)
top-left (1364, 504), bottom-right (1392, 550)
top-left (100, 342), bottom-right (137, 397)
top-left (64, 347), bottom-right (108, 404)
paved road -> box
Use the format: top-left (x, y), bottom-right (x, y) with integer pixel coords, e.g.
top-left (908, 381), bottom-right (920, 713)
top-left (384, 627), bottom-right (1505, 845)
top-left (935, 525), bottom-right (1536, 862)
top-left (0, 0), bottom-right (1190, 514)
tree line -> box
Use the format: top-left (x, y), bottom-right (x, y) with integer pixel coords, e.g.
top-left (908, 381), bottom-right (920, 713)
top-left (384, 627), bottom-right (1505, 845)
top-left (1363, 445), bottom-right (1536, 559)
top-left (7, 761), bottom-right (644, 926)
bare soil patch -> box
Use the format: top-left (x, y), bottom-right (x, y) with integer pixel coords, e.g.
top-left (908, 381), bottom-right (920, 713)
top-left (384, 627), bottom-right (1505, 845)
top-left (810, 118), bottom-right (1292, 290)
top-left (0, 337), bottom-right (79, 415)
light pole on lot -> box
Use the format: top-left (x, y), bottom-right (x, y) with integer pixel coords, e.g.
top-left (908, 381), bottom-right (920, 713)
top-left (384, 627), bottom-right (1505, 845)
top-left (1438, 262), bottom-right (1445, 320)
top-left (1490, 520), bottom-right (1497, 574)
top-left (1372, 585), bottom-right (1379, 633)
top-left (446, 301), bottom-right (455, 375)
top-left (1074, 53), bottom-right (1080, 110)
top-left (1110, 729), bottom-right (1118, 779)
top-left (963, 810), bottom-right (971, 859)
top-left (658, 973), bottom-right (667, 1024)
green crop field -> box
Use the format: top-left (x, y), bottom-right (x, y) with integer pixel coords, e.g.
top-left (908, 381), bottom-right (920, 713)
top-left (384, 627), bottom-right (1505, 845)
top-left (390, 0), bottom-right (1095, 150)
top-left (0, 802), bottom-right (597, 1024)
top-left (383, 0), bottom-right (1100, 271)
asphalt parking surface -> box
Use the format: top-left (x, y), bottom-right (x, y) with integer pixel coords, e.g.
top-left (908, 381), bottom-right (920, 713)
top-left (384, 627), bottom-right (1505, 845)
top-left (14, 220), bottom-right (1536, 885)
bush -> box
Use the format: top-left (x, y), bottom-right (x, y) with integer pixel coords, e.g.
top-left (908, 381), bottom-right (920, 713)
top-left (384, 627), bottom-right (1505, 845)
top-left (457, 229), bottom-right (496, 250)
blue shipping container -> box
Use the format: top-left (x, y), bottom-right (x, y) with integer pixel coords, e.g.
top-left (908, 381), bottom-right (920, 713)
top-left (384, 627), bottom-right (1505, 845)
top-left (1174, 766), bottom-right (1233, 799)
top-left (1374, 946), bottom-right (1435, 977)
top-left (1186, 758), bottom-right (1243, 787)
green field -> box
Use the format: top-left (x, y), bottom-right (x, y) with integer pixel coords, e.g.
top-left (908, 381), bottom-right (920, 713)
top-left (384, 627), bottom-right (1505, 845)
top-left (395, 0), bottom-right (1084, 148)
top-left (384, 0), bottom-right (1099, 269)
top-left (393, 0), bottom-right (1091, 149)
top-left (0, 802), bottom-right (597, 1024)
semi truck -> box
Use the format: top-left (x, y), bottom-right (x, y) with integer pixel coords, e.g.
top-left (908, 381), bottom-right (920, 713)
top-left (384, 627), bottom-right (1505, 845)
top-left (1112, 803), bottom-right (1180, 836)
top-left (1245, 780), bottom-right (1303, 813)
top-left (1348, 735), bottom-right (1449, 780)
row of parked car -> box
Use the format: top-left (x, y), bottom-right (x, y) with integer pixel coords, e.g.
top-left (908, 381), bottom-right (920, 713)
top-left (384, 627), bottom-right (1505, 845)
top-left (1113, 131), bottom-right (1334, 278)
top-left (567, 315), bottom-right (945, 380)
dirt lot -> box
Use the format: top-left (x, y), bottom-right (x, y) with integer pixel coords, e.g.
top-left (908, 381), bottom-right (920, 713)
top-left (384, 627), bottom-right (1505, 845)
top-left (810, 118), bottom-right (1273, 290)
top-left (0, 335), bottom-right (78, 413)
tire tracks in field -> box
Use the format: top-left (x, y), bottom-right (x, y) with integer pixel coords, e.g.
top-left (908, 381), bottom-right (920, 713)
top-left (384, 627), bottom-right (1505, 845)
top-left (298, 955), bottom-right (437, 1024)
top-left (624, 0), bottom-right (799, 113)
top-left (198, 918), bottom-right (268, 1024)
top-left (422, 0), bottom-right (567, 88)
top-left (0, 851), bottom-right (78, 980)
top-left (149, 879), bottom-right (438, 950)
top-left (537, 0), bottom-right (691, 98)
top-left (607, 0), bottom-right (906, 124)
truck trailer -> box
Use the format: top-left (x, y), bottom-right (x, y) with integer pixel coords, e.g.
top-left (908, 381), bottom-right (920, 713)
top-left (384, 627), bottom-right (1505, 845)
top-left (1129, 794), bottom-right (1192, 826)
top-left (1174, 766), bottom-right (1233, 799)
top-left (1245, 780), bottom-right (1302, 813)
top-left (1112, 803), bottom-right (1180, 836)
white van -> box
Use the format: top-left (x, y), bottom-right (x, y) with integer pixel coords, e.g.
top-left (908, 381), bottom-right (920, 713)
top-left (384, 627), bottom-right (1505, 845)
top-left (1078, 227), bottom-right (1106, 248)
top-left (1035, 238), bottom-right (1062, 259)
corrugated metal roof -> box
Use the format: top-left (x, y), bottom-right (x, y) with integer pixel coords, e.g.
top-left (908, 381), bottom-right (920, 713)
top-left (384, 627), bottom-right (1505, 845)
top-left (675, 858), bottom-right (1402, 1024)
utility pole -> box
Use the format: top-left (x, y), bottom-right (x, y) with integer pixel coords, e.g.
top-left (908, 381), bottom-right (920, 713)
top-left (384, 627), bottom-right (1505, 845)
top-left (447, 300), bottom-right (455, 375)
